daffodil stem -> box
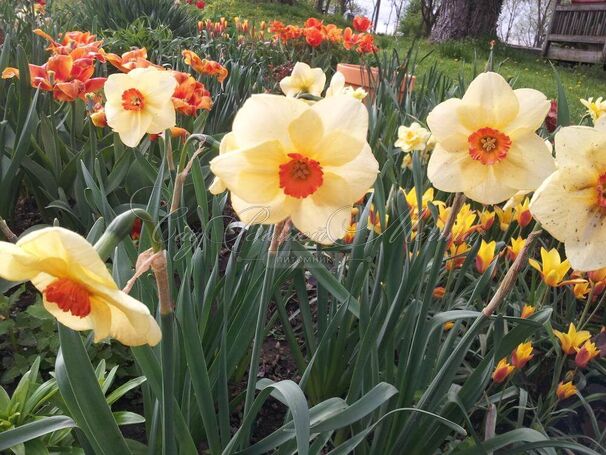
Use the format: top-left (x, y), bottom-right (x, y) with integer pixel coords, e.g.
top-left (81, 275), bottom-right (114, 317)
top-left (160, 312), bottom-right (177, 455)
top-left (0, 218), bottom-right (17, 243)
top-left (241, 224), bottom-right (281, 445)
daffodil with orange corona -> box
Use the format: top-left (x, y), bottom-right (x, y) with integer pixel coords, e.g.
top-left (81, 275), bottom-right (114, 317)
top-left (426, 72), bottom-right (555, 204)
top-left (0, 227), bottom-right (161, 346)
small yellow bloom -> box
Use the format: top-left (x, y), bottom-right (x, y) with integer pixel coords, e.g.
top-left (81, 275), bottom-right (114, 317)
top-left (556, 381), bottom-right (577, 400)
top-left (209, 94), bottom-right (379, 244)
top-left (442, 321), bottom-right (454, 331)
top-left (511, 341), bottom-right (534, 368)
top-left (528, 248), bottom-right (571, 287)
top-left (572, 280), bottom-right (590, 300)
top-left (427, 72), bottom-right (555, 204)
top-left (342, 222), bottom-right (358, 244)
top-left (521, 304), bottom-right (535, 319)
top-left (325, 71), bottom-right (367, 100)
top-left (104, 67), bottom-right (177, 147)
top-left (394, 122), bottom-right (431, 153)
top-left (494, 206), bottom-right (514, 232)
top-left (403, 187), bottom-right (442, 221)
top-left (507, 236), bottom-right (525, 261)
top-left (513, 197), bottom-right (532, 227)
top-left (492, 358), bottom-right (515, 383)
top-left (553, 323), bottom-right (591, 355)
top-left (280, 62), bottom-right (326, 98)
top-left (575, 340), bottom-right (600, 368)
top-left (580, 97), bottom-right (606, 123)
top-left (0, 227), bottom-right (161, 346)
top-left (476, 209), bottom-right (495, 233)
top-left (475, 240), bottom-right (497, 274)
top-left (446, 242), bottom-right (470, 270)
top-left (530, 126), bottom-right (606, 271)
top-left (367, 204), bottom-right (387, 234)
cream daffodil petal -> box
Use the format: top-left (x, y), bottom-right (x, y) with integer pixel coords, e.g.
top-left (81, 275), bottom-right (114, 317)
top-left (463, 168), bottom-right (518, 205)
top-left (426, 98), bottom-right (469, 152)
top-left (103, 72), bottom-right (137, 104)
top-left (459, 72), bottom-right (519, 130)
top-left (596, 116), bottom-right (606, 132)
top-left (326, 71), bottom-right (345, 97)
top-left (147, 103), bottom-right (177, 134)
top-left (105, 105), bottom-right (154, 148)
top-left (209, 140), bottom-right (285, 204)
top-left (315, 130), bottom-right (364, 166)
top-left (209, 133), bottom-right (240, 195)
top-left (311, 95), bottom-right (368, 142)
top-left (133, 68), bottom-right (177, 107)
top-left (0, 241), bottom-right (39, 281)
top-left (288, 109), bottom-right (324, 154)
top-left (232, 94), bottom-right (308, 149)
top-left (290, 197), bottom-right (352, 244)
top-left (530, 171), bottom-right (597, 242)
top-left (554, 126), bottom-right (606, 170)
top-left (427, 144), bottom-right (488, 193)
top-left (494, 133), bottom-right (556, 190)
top-left (107, 305), bottom-right (162, 346)
top-left (279, 62), bottom-right (326, 97)
top-left (231, 193), bottom-right (294, 225)
top-left (506, 88), bottom-right (550, 136)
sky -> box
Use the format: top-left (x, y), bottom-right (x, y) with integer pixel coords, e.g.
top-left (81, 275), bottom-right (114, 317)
top-left (355, 0), bottom-right (404, 34)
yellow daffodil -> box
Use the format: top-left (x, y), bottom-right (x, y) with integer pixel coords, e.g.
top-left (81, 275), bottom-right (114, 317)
top-left (280, 62), bottom-right (326, 98)
top-left (511, 341), bottom-right (534, 368)
top-left (507, 236), bottom-right (525, 261)
top-left (528, 247), bottom-right (571, 287)
top-left (556, 381), bottom-right (577, 400)
top-left (494, 206), bottom-right (514, 232)
top-left (475, 240), bottom-right (497, 274)
top-left (0, 227), bottom-right (161, 346)
top-left (325, 71), bottom-right (367, 100)
top-left (394, 122), bottom-right (431, 153)
top-left (104, 67), bottom-right (177, 147)
top-left (580, 97), bottom-right (606, 123)
top-left (553, 323), bottom-right (591, 355)
top-left (520, 304), bottom-right (535, 319)
top-left (492, 358), bottom-right (515, 383)
top-left (209, 94), bottom-right (379, 244)
top-left (575, 340), bottom-right (600, 368)
top-left (426, 72), bottom-right (555, 204)
top-left (530, 126), bottom-right (606, 271)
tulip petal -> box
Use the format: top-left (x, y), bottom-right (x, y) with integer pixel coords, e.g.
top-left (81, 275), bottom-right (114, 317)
top-left (426, 98), bottom-right (469, 152)
top-left (209, 140), bottom-right (285, 204)
top-left (459, 72), bottom-right (519, 130)
top-left (232, 94), bottom-right (308, 150)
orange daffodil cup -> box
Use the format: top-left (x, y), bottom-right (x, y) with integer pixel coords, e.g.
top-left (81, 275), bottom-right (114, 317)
top-left (104, 67), bottom-right (178, 147)
top-left (426, 72), bottom-right (555, 204)
top-left (529, 123), bottom-right (606, 271)
top-left (209, 64), bottom-right (379, 244)
top-left (0, 227), bottom-right (161, 346)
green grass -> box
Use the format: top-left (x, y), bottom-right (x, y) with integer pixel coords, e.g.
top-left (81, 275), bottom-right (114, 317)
top-left (204, 0), bottom-right (605, 121)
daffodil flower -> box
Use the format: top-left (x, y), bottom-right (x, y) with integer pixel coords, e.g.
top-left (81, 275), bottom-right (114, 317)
top-left (0, 227), bottom-right (161, 346)
top-left (104, 67), bottom-right (177, 147)
top-left (426, 72), bottom-right (555, 204)
top-left (325, 71), bottom-right (367, 100)
top-left (279, 62), bottom-right (326, 98)
top-left (209, 94), bottom-right (379, 244)
top-left (394, 122), bottom-right (431, 153)
top-left (530, 126), bottom-right (606, 271)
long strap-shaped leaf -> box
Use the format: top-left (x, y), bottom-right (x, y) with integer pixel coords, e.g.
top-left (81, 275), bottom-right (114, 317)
top-left (0, 416), bottom-right (77, 450)
top-left (55, 324), bottom-right (132, 455)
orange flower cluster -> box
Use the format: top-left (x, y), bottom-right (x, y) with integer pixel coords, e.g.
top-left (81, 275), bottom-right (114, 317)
top-left (492, 341), bottom-right (534, 383)
top-left (182, 50), bottom-right (229, 83)
top-left (270, 17), bottom-right (377, 53)
top-left (6, 29), bottom-right (108, 102)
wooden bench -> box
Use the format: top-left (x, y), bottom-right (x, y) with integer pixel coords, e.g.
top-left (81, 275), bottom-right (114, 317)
top-left (542, 1), bottom-right (606, 64)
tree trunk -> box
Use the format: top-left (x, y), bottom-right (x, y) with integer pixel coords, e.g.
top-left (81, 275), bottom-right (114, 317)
top-left (430, 0), bottom-right (504, 42)
top-left (314, 0), bottom-right (324, 13)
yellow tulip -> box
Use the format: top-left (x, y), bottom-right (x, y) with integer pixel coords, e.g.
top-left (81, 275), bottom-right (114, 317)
top-left (520, 304), bottom-right (535, 319)
top-left (492, 358), bottom-right (515, 383)
top-left (511, 341), bottom-right (534, 368)
top-left (575, 340), bottom-right (600, 368)
top-left (0, 227), bottom-right (161, 346)
top-left (553, 323), bottom-right (591, 355)
top-left (104, 67), bottom-right (177, 147)
top-left (507, 236), bottom-right (525, 261)
top-left (279, 62), bottom-right (326, 98)
top-left (530, 126), bottom-right (606, 271)
top-left (475, 239), bottom-right (497, 274)
top-left (209, 94), bottom-right (379, 244)
top-left (394, 122), bottom-right (431, 153)
top-left (528, 247), bottom-right (571, 287)
top-left (426, 72), bottom-right (555, 204)
top-left (556, 381), bottom-right (577, 400)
